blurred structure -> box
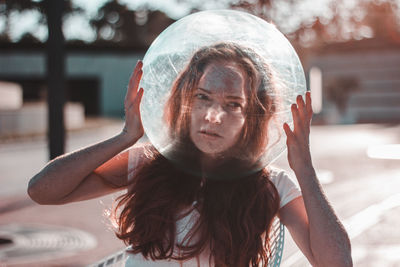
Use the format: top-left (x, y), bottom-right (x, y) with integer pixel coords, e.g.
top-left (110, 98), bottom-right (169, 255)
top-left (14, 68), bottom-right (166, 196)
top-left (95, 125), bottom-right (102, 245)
top-left (0, 46), bottom-right (144, 119)
top-left (0, 0), bottom-right (174, 121)
top-left (229, 0), bottom-right (400, 123)
top-left (0, 1), bottom-right (399, 266)
top-left (305, 37), bottom-right (400, 124)
top-left (0, 81), bottom-right (22, 109)
top-left (0, 80), bottom-right (84, 138)
top-left (0, 0), bottom-right (399, 141)
top-left (292, 0), bottom-right (400, 124)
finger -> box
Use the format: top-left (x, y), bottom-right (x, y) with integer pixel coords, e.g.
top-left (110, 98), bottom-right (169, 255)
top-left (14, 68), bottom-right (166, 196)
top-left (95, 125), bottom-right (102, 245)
top-left (133, 87), bottom-right (144, 112)
top-left (127, 61), bottom-right (141, 91)
top-left (305, 91), bottom-right (313, 122)
top-left (291, 103), bottom-right (306, 138)
top-left (296, 95), bottom-right (307, 123)
top-left (125, 87), bottom-right (144, 113)
top-left (283, 122), bottom-right (295, 141)
top-left (126, 60), bottom-right (143, 102)
top-left (129, 62), bottom-right (143, 93)
top-left (125, 71), bottom-right (142, 107)
top-left (130, 60), bottom-right (143, 77)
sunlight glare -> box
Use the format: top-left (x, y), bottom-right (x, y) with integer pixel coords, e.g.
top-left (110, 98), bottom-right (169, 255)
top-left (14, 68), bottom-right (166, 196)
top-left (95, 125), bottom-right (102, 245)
top-left (367, 144), bottom-right (400, 160)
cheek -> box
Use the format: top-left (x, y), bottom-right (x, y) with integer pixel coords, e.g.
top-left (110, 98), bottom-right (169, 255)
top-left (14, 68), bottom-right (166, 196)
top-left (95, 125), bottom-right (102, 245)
top-left (235, 115), bottom-right (246, 130)
top-left (191, 103), bottom-right (206, 119)
top-left (190, 105), bottom-right (203, 128)
top-left (237, 119), bottom-right (246, 135)
top-left (227, 115), bottom-right (246, 136)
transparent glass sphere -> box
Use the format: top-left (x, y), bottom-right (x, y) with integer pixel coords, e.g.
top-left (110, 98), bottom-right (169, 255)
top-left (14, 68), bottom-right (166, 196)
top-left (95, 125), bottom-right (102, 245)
top-left (139, 10), bottom-right (306, 180)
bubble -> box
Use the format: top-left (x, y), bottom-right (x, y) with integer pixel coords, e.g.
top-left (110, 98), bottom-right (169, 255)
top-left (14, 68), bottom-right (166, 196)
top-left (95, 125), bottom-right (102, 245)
top-left (139, 10), bottom-right (306, 180)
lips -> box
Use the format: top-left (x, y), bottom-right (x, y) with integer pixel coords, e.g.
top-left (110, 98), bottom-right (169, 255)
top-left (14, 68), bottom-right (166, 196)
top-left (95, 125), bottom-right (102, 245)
top-left (199, 130), bottom-right (222, 138)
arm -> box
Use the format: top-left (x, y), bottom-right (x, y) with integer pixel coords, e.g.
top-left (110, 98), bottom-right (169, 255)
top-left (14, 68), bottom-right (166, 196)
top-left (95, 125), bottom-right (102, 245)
top-left (281, 92), bottom-right (352, 267)
top-left (28, 61), bottom-right (145, 205)
top-left (28, 133), bottom-right (136, 204)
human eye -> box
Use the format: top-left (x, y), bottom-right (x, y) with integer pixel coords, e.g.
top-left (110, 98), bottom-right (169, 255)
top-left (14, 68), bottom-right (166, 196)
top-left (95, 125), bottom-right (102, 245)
top-left (227, 102), bottom-right (243, 110)
top-left (194, 93), bottom-right (210, 101)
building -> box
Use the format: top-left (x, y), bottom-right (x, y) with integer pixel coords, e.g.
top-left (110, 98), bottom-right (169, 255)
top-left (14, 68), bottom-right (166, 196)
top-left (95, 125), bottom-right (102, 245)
top-left (305, 37), bottom-right (400, 124)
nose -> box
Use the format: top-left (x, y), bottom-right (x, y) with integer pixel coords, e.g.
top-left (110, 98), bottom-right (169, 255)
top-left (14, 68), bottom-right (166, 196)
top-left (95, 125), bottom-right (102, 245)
top-left (205, 104), bottom-right (225, 124)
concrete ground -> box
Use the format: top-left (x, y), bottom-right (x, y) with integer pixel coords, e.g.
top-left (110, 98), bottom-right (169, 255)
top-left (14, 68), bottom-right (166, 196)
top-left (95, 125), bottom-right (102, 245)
top-left (0, 119), bottom-right (399, 266)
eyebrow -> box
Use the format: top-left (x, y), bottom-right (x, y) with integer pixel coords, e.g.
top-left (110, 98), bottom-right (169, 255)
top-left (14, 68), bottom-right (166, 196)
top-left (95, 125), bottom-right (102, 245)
top-left (197, 88), bottom-right (245, 101)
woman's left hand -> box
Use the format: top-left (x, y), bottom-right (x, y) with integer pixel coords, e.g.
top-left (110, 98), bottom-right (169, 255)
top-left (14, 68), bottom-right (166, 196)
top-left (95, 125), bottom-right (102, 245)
top-left (282, 92), bottom-right (353, 266)
top-left (283, 91), bottom-right (314, 175)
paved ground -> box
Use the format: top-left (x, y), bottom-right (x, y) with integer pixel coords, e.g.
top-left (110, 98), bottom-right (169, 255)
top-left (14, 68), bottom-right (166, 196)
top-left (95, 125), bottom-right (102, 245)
top-left (0, 119), bottom-right (399, 266)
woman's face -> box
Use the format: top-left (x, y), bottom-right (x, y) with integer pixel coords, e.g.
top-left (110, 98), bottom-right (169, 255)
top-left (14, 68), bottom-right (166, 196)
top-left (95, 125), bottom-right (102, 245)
top-left (190, 61), bottom-right (248, 157)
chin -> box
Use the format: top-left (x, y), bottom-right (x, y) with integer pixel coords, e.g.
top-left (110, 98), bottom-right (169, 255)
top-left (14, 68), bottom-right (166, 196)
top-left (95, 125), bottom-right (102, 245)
top-left (190, 134), bottom-right (230, 157)
top-left (197, 143), bottom-right (233, 159)
top-left (198, 146), bottom-right (222, 156)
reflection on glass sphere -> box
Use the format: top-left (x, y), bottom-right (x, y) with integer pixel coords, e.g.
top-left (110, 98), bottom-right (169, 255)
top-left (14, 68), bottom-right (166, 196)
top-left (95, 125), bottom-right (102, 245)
top-left (139, 10), bottom-right (306, 179)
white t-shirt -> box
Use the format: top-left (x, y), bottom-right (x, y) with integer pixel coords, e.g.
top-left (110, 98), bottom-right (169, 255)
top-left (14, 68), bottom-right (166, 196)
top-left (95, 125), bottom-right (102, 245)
top-left (125, 148), bottom-right (301, 267)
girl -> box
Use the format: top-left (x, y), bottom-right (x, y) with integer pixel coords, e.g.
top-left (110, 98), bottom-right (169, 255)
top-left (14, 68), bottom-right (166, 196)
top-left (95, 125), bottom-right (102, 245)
top-left (28, 43), bottom-right (352, 267)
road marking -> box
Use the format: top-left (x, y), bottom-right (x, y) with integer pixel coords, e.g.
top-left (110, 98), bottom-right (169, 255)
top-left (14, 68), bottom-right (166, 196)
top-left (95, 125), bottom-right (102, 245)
top-left (367, 144), bottom-right (400, 160)
top-left (282, 192), bottom-right (400, 266)
top-left (352, 245), bottom-right (400, 263)
top-left (344, 193), bottom-right (400, 239)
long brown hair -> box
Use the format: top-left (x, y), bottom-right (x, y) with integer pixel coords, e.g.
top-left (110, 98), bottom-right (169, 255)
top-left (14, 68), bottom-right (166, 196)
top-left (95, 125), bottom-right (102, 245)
top-left (114, 43), bottom-right (281, 266)
top-left (165, 43), bottom-right (277, 161)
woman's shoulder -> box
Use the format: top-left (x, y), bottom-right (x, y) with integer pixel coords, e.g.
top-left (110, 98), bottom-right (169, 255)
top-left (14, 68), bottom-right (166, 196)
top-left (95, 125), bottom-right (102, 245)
top-left (267, 166), bottom-right (292, 181)
top-left (266, 166), bottom-right (302, 209)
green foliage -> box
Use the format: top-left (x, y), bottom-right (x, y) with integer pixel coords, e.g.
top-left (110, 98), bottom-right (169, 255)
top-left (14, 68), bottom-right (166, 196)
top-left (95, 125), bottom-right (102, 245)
top-left (0, 0), bottom-right (82, 42)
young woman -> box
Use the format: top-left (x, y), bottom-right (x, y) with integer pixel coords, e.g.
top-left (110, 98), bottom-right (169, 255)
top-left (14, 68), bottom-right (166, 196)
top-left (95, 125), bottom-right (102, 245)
top-left (28, 43), bottom-right (352, 267)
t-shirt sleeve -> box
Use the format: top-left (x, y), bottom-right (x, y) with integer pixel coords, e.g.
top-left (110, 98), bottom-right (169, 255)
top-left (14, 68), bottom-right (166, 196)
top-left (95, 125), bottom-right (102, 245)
top-left (269, 168), bottom-right (302, 209)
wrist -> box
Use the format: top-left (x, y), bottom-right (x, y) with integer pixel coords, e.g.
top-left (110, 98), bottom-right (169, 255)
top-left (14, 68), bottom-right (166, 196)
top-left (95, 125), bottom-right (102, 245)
top-left (117, 131), bottom-right (141, 147)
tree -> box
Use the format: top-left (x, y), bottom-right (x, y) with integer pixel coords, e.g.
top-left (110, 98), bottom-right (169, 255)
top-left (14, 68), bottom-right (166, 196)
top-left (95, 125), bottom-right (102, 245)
top-left (229, 0), bottom-right (274, 21)
top-left (178, 0), bottom-right (400, 47)
top-left (288, 0), bottom-right (400, 47)
top-left (89, 0), bottom-right (174, 48)
top-left (0, 1), bottom-right (83, 158)
top-left (0, 0), bottom-right (44, 41)
top-left (0, 0), bottom-right (82, 43)
top-left (359, 0), bottom-right (400, 42)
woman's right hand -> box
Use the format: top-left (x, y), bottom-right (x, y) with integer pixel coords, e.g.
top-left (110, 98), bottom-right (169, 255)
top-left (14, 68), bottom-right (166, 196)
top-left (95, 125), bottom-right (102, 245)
top-left (28, 61), bottom-right (146, 204)
top-left (121, 60), bottom-right (145, 144)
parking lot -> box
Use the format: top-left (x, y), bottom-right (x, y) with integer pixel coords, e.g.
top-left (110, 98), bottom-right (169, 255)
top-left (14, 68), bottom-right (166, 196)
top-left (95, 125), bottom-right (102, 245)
top-left (1, 120), bottom-right (399, 266)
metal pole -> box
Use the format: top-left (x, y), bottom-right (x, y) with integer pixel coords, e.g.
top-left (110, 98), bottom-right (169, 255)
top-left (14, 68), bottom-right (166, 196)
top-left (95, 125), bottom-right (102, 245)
top-left (45, 0), bottom-right (66, 159)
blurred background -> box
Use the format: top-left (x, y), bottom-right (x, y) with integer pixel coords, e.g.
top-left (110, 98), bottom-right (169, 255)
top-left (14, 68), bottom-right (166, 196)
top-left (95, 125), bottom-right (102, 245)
top-left (0, 0), bottom-right (399, 266)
